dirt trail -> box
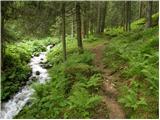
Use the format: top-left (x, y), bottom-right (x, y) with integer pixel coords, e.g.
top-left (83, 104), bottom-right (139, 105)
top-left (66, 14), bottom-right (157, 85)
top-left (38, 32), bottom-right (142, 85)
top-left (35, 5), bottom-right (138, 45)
top-left (91, 44), bottom-right (125, 119)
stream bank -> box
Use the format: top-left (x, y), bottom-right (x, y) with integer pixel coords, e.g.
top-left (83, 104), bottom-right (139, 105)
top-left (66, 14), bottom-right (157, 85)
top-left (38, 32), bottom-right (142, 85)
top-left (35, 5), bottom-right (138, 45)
top-left (0, 45), bottom-right (53, 119)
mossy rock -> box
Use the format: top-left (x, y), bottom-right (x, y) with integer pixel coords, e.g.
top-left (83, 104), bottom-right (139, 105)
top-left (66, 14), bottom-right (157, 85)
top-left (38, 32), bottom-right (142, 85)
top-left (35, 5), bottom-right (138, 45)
top-left (33, 52), bottom-right (39, 56)
top-left (152, 12), bottom-right (159, 26)
top-left (131, 13), bottom-right (159, 29)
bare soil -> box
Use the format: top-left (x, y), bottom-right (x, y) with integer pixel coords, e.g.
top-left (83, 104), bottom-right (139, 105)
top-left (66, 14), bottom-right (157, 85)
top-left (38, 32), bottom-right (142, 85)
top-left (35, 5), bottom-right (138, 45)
top-left (91, 44), bottom-right (125, 119)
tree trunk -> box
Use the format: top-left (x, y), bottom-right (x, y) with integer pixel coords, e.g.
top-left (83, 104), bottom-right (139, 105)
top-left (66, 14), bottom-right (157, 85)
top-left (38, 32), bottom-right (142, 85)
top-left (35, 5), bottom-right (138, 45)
top-left (100, 2), bottom-right (107, 33)
top-left (71, 14), bottom-right (74, 38)
top-left (89, 20), bottom-right (94, 34)
top-left (123, 1), bottom-right (126, 31)
top-left (1, 16), bottom-right (4, 70)
top-left (82, 7), bottom-right (87, 38)
top-left (146, 1), bottom-right (152, 28)
top-left (125, 1), bottom-right (128, 31)
top-left (61, 3), bottom-right (67, 61)
top-left (96, 2), bottom-right (101, 33)
top-left (1, 5), bottom-right (5, 70)
top-left (76, 2), bottom-right (83, 53)
top-left (96, 2), bottom-right (107, 33)
top-left (128, 1), bottom-right (131, 31)
top-left (81, 13), bottom-right (85, 38)
top-left (125, 1), bottom-right (131, 32)
top-left (89, 2), bottom-right (93, 34)
top-left (139, 1), bottom-right (142, 18)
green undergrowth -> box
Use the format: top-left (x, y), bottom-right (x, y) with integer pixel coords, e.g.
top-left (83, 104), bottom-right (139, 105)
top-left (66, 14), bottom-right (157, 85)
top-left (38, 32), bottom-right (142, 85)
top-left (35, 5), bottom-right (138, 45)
top-left (83, 34), bottom-right (99, 42)
top-left (104, 27), bottom-right (123, 37)
top-left (1, 37), bottom-right (55, 101)
top-left (104, 13), bottom-right (159, 37)
top-left (47, 37), bottom-right (77, 65)
top-left (103, 24), bottom-right (158, 118)
top-left (16, 49), bottom-right (105, 118)
top-left (47, 35), bottom-right (106, 65)
top-left (131, 12), bottom-right (159, 30)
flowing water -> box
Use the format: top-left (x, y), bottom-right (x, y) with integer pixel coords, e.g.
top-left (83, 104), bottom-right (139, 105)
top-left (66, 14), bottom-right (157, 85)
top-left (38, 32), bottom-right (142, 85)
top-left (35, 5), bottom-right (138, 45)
top-left (0, 45), bottom-right (53, 119)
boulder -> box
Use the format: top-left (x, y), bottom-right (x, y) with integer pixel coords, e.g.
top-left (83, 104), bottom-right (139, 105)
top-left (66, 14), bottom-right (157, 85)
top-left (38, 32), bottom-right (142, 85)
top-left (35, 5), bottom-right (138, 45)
top-left (26, 80), bottom-right (33, 85)
top-left (44, 64), bottom-right (53, 69)
top-left (26, 100), bottom-right (32, 106)
top-left (27, 72), bottom-right (32, 78)
top-left (36, 71), bottom-right (40, 75)
top-left (41, 63), bottom-right (53, 69)
top-left (40, 61), bottom-right (48, 64)
top-left (32, 76), bottom-right (37, 81)
top-left (21, 81), bottom-right (25, 85)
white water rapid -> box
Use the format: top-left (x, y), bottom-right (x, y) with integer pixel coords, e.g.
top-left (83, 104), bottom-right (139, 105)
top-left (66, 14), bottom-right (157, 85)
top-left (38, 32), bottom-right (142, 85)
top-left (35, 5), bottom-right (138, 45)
top-left (0, 45), bottom-right (53, 119)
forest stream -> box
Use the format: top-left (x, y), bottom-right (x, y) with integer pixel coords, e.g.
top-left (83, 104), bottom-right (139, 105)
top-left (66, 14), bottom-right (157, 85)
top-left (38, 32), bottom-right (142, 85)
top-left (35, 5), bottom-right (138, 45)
top-left (0, 45), bottom-right (53, 119)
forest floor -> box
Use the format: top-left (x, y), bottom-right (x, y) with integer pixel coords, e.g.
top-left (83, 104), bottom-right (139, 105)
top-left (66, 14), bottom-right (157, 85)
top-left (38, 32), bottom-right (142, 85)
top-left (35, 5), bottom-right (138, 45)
top-left (90, 42), bottom-right (125, 119)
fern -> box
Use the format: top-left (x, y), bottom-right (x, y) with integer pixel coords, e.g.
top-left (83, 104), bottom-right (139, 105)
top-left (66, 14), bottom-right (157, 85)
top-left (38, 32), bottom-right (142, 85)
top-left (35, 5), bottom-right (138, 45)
top-left (118, 81), bottom-right (147, 110)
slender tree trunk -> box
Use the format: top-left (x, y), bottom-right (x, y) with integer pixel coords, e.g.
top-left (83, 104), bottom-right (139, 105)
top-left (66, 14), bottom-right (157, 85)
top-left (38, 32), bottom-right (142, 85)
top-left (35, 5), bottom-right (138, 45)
top-left (89, 2), bottom-right (93, 34)
top-left (61, 3), bottom-right (67, 61)
top-left (89, 21), bottom-right (94, 34)
top-left (71, 14), bottom-right (75, 38)
top-left (125, 1), bottom-right (128, 31)
top-left (76, 2), bottom-right (83, 53)
top-left (128, 1), bottom-right (131, 31)
top-left (146, 1), bottom-right (152, 28)
top-left (96, 2), bottom-right (107, 33)
top-left (86, 15), bottom-right (89, 37)
top-left (125, 1), bottom-right (131, 32)
top-left (96, 2), bottom-right (101, 33)
top-left (1, 7), bottom-right (5, 70)
top-left (123, 1), bottom-right (126, 31)
top-left (83, 7), bottom-right (87, 38)
top-left (100, 2), bottom-right (107, 33)
top-left (139, 1), bottom-right (142, 18)
top-left (1, 17), bottom-right (4, 70)
top-left (81, 13), bottom-right (85, 38)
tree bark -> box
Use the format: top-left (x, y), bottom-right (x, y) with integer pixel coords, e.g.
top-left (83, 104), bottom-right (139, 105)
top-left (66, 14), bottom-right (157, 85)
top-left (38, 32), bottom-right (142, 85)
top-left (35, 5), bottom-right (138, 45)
top-left (123, 1), bottom-right (126, 31)
top-left (96, 2), bottom-right (101, 33)
top-left (128, 1), bottom-right (131, 31)
top-left (81, 12), bottom-right (85, 38)
top-left (71, 14), bottom-right (74, 37)
top-left (1, 14), bottom-right (5, 70)
top-left (1, 3), bottom-right (5, 70)
top-left (76, 2), bottom-right (83, 53)
top-left (61, 3), bottom-right (67, 61)
top-left (125, 1), bottom-right (128, 31)
top-left (100, 2), bottom-right (107, 33)
top-left (146, 1), bottom-right (152, 28)
top-left (96, 2), bottom-right (107, 33)
top-left (82, 7), bottom-right (87, 38)
top-left (139, 1), bottom-right (142, 18)
top-left (125, 1), bottom-right (131, 32)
